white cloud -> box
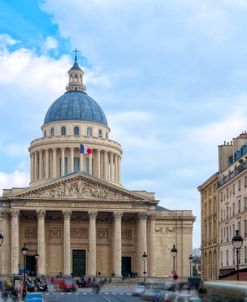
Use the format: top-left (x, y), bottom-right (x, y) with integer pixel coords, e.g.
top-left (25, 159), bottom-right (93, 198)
top-left (0, 34), bottom-right (20, 48)
top-left (0, 171), bottom-right (29, 195)
top-left (42, 36), bottom-right (58, 53)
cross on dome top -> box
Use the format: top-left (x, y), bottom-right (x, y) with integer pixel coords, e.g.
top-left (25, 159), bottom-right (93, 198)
top-left (66, 49), bottom-right (86, 92)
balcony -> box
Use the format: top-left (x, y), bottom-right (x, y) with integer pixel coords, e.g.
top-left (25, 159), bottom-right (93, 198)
top-left (217, 162), bottom-right (247, 188)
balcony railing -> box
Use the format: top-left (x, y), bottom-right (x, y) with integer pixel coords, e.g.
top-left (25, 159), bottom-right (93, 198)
top-left (217, 162), bottom-right (247, 188)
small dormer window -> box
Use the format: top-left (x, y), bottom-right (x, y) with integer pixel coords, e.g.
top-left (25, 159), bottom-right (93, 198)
top-left (87, 127), bottom-right (92, 137)
top-left (74, 126), bottom-right (79, 136)
top-left (51, 128), bottom-right (54, 136)
top-left (98, 129), bottom-right (102, 138)
top-left (61, 126), bottom-right (66, 136)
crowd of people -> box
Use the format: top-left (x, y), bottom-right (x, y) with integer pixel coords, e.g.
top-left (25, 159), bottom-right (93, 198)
top-left (0, 276), bottom-right (48, 301)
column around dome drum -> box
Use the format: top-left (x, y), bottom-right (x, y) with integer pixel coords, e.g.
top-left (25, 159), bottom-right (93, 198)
top-left (52, 148), bottom-right (57, 178)
top-left (104, 151), bottom-right (108, 180)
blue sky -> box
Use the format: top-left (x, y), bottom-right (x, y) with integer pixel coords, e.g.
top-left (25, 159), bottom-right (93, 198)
top-left (2, 0), bottom-right (247, 249)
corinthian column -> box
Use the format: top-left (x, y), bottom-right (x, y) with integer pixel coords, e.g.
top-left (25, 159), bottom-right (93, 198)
top-left (61, 148), bottom-right (65, 176)
top-left (113, 212), bottom-right (123, 277)
top-left (10, 209), bottom-right (20, 274)
top-left (104, 151), bottom-right (108, 180)
top-left (52, 148), bottom-right (57, 178)
top-left (1, 210), bottom-right (10, 274)
top-left (110, 153), bottom-right (114, 181)
top-left (96, 150), bottom-right (100, 178)
top-left (148, 213), bottom-right (156, 277)
top-left (45, 149), bottom-right (49, 179)
top-left (137, 213), bottom-right (147, 277)
top-left (63, 210), bottom-right (72, 275)
top-left (37, 210), bottom-right (46, 275)
top-left (88, 211), bottom-right (97, 276)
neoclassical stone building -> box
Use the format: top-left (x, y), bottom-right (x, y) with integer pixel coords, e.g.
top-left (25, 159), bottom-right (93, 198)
top-left (0, 55), bottom-right (194, 278)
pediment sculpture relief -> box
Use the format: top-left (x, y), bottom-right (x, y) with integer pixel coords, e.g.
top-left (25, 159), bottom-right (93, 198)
top-left (17, 178), bottom-right (140, 201)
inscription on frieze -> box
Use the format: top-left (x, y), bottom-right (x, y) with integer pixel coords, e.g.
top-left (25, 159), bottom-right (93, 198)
top-left (49, 228), bottom-right (62, 239)
top-left (97, 229), bottom-right (108, 239)
top-left (122, 229), bottom-right (132, 240)
top-left (25, 227), bottom-right (37, 239)
top-left (71, 228), bottom-right (88, 239)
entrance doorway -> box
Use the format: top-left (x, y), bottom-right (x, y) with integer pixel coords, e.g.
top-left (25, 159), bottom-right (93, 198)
top-left (26, 255), bottom-right (37, 274)
top-left (72, 250), bottom-right (86, 276)
top-left (122, 256), bottom-right (131, 277)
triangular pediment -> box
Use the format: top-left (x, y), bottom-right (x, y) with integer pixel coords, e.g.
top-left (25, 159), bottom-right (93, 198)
top-left (12, 173), bottom-right (152, 204)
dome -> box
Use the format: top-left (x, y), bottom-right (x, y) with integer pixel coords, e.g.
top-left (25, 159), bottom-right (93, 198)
top-left (44, 91), bottom-right (108, 125)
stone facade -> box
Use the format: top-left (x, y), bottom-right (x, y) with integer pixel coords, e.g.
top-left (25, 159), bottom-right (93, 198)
top-left (199, 131), bottom-right (247, 280)
top-left (198, 173), bottom-right (219, 280)
top-left (0, 55), bottom-right (194, 278)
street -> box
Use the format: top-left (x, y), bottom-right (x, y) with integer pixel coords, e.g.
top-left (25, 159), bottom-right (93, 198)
top-left (43, 285), bottom-right (141, 302)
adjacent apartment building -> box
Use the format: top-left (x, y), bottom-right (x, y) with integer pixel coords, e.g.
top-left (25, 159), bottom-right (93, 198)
top-left (199, 132), bottom-right (247, 280)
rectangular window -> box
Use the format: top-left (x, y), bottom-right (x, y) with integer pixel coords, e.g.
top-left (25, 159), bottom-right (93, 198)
top-left (233, 224), bottom-right (235, 236)
top-left (221, 251), bottom-right (223, 266)
top-left (74, 157), bottom-right (80, 172)
top-left (85, 157), bottom-right (89, 174)
top-left (238, 200), bottom-right (241, 213)
top-left (238, 221), bottom-right (241, 233)
top-left (227, 188), bottom-right (229, 198)
top-left (233, 203), bottom-right (235, 216)
top-left (238, 179), bottom-right (241, 191)
top-left (233, 184), bottom-right (235, 195)
top-left (65, 157), bottom-right (68, 175)
top-left (221, 192), bottom-right (223, 201)
top-left (226, 250), bottom-right (229, 266)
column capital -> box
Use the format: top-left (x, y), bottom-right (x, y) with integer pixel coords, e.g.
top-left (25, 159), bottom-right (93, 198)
top-left (138, 212), bottom-right (148, 220)
top-left (88, 211), bottom-right (97, 219)
top-left (1, 210), bottom-right (10, 219)
top-left (113, 211), bottom-right (123, 219)
top-left (10, 209), bottom-right (20, 218)
top-left (37, 209), bottom-right (46, 219)
top-left (63, 210), bottom-right (72, 219)
top-left (148, 213), bottom-right (156, 220)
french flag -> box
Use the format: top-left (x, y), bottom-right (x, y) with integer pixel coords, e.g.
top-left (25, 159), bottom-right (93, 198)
top-left (80, 144), bottom-right (92, 156)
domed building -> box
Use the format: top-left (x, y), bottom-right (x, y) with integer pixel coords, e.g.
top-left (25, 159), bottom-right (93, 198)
top-left (0, 54), bottom-right (194, 278)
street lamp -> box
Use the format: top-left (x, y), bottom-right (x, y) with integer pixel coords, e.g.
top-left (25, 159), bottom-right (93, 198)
top-left (189, 254), bottom-right (193, 278)
top-left (21, 244), bottom-right (28, 298)
top-left (170, 245), bottom-right (178, 273)
top-left (33, 251), bottom-right (39, 276)
top-left (232, 230), bottom-right (243, 281)
top-left (0, 233), bottom-right (4, 246)
top-left (142, 251), bottom-right (147, 283)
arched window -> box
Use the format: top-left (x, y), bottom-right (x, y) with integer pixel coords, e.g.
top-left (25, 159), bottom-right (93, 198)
top-left (98, 129), bottom-right (102, 138)
top-left (87, 127), bottom-right (92, 137)
top-left (50, 128), bottom-right (54, 136)
top-left (61, 126), bottom-right (66, 136)
top-left (74, 126), bottom-right (79, 136)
